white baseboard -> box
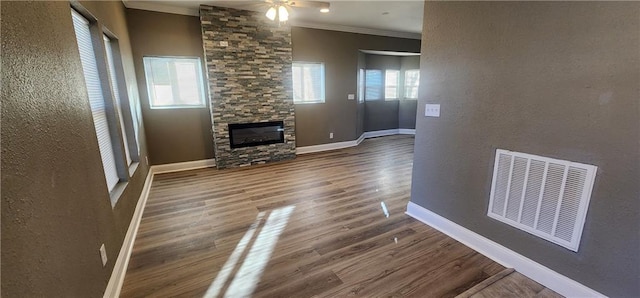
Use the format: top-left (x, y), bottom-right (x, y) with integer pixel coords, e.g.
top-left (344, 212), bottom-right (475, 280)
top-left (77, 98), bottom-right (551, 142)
top-left (104, 158), bottom-right (218, 296)
top-left (152, 158), bottom-right (216, 174)
top-left (297, 129), bottom-right (415, 155)
top-left (104, 170), bottom-right (154, 298)
top-left (398, 128), bottom-right (416, 135)
top-left (296, 139), bottom-right (359, 154)
top-left (405, 202), bottom-right (606, 298)
top-left (356, 133), bottom-right (366, 145)
top-left (363, 129), bottom-right (400, 139)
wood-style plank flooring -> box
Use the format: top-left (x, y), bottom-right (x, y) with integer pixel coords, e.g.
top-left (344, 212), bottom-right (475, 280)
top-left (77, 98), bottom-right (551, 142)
top-left (121, 135), bottom-right (506, 297)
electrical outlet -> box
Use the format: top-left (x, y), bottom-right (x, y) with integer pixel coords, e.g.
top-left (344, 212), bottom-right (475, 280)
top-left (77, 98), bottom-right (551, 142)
top-left (99, 244), bottom-right (108, 267)
top-left (425, 104), bottom-right (441, 117)
top-left (347, 94), bottom-right (355, 100)
top-left (329, 132), bottom-right (334, 139)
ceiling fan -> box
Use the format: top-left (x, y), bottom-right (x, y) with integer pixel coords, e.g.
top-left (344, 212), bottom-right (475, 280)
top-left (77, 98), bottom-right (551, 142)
top-left (263, 0), bottom-right (330, 22)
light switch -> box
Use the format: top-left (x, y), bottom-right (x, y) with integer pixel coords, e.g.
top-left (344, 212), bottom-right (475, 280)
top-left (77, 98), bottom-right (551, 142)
top-left (425, 104), bottom-right (440, 117)
top-left (347, 94), bottom-right (355, 100)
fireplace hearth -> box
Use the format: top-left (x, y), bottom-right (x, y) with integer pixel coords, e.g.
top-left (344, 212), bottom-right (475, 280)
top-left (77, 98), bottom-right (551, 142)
top-left (228, 121), bottom-right (285, 149)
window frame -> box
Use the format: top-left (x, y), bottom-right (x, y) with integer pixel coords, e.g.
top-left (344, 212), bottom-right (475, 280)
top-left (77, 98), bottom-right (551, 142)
top-left (292, 61), bottom-right (326, 104)
top-left (71, 7), bottom-right (131, 205)
top-left (384, 69), bottom-right (400, 101)
top-left (142, 56), bottom-right (208, 109)
top-left (358, 68), bottom-right (365, 103)
top-left (403, 69), bottom-right (420, 100)
top-left (103, 32), bottom-right (140, 172)
top-left (69, 2), bottom-right (140, 208)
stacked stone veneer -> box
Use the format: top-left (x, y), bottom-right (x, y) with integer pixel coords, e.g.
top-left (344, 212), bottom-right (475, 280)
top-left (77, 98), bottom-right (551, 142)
top-left (200, 6), bottom-right (296, 169)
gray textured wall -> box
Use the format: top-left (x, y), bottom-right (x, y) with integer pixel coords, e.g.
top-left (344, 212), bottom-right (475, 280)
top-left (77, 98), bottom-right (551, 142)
top-left (410, 2), bottom-right (640, 296)
top-left (126, 9), bottom-right (215, 165)
top-left (201, 6), bottom-right (296, 168)
top-left (292, 27), bottom-right (421, 147)
top-left (2, 1), bottom-right (150, 296)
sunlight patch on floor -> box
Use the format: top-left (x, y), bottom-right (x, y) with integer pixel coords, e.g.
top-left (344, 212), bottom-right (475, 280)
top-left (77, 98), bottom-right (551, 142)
top-left (203, 205), bottom-right (296, 298)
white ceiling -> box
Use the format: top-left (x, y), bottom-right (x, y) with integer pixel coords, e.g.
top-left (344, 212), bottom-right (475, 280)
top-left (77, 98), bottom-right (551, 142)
top-left (123, 0), bottom-right (423, 39)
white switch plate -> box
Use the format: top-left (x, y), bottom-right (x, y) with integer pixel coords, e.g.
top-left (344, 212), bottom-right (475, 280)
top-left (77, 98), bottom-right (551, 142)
top-left (347, 94), bottom-right (355, 100)
top-left (425, 104), bottom-right (441, 117)
top-left (99, 244), bottom-right (108, 267)
top-left (329, 132), bottom-right (334, 139)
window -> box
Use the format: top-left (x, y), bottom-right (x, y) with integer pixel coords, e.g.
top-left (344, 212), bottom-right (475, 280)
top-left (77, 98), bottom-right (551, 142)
top-left (385, 70), bottom-right (400, 100)
top-left (358, 68), bottom-right (365, 103)
top-left (72, 10), bottom-right (122, 192)
top-left (365, 70), bottom-right (382, 101)
top-left (404, 69), bottom-right (420, 99)
top-left (143, 57), bottom-right (206, 109)
top-left (292, 62), bottom-right (325, 104)
top-left (104, 35), bottom-right (133, 166)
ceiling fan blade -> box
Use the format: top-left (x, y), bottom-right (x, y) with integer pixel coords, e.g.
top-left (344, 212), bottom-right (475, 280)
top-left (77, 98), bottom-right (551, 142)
top-left (287, 0), bottom-right (330, 10)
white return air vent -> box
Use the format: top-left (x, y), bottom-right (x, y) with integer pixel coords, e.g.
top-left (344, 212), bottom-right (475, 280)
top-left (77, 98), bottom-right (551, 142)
top-left (488, 149), bottom-right (597, 251)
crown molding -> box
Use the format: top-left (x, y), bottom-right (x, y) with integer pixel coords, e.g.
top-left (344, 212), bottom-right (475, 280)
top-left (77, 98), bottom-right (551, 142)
top-left (121, 1), bottom-right (421, 40)
top-left (289, 20), bottom-right (421, 40)
top-left (122, 1), bottom-right (200, 16)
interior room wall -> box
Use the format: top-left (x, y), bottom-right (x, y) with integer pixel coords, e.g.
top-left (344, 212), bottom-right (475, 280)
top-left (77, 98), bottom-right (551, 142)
top-left (363, 54), bottom-right (401, 132)
top-left (126, 9), bottom-right (215, 165)
top-left (124, 11), bottom-right (421, 158)
top-left (410, 2), bottom-right (640, 296)
top-left (291, 27), bottom-right (420, 147)
top-left (356, 51), bottom-right (366, 137)
top-left (399, 56), bottom-right (420, 129)
top-left (362, 54), bottom-right (420, 132)
top-left (2, 1), bottom-right (150, 296)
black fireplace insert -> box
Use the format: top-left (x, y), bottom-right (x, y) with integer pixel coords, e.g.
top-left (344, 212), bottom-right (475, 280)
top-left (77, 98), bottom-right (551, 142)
top-left (228, 121), bottom-right (285, 149)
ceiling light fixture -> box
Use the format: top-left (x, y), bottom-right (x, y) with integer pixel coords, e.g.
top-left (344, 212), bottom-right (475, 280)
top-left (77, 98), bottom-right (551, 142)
top-left (265, 4), bottom-right (289, 22)
top-left (320, 8), bottom-right (329, 13)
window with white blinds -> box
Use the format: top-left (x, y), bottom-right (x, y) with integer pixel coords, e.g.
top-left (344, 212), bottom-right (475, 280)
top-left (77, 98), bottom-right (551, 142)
top-left (365, 70), bottom-right (382, 101)
top-left (143, 57), bottom-right (206, 109)
top-left (72, 10), bottom-right (121, 192)
top-left (103, 35), bottom-right (132, 166)
top-left (404, 69), bottom-right (420, 99)
top-left (384, 70), bottom-right (400, 100)
top-left (292, 62), bottom-right (325, 104)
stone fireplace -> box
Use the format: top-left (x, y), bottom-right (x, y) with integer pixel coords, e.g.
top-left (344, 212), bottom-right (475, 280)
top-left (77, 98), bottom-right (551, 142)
top-left (200, 6), bottom-right (296, 169)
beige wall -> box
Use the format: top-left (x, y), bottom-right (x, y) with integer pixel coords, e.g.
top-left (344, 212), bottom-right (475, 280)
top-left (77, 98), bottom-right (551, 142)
top-left (2, 1), bottom-right (149, 296)
top-left (291, 27), bottom-right (421, 147)
top-left (126, 9), bottom-right (215, 165)
top-left (410, 2), bottom-right (640, 296)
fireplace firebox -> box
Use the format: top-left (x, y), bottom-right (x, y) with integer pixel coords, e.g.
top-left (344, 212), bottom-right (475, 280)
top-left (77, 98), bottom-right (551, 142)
top-left (228, 121), bottom-right (285, 149)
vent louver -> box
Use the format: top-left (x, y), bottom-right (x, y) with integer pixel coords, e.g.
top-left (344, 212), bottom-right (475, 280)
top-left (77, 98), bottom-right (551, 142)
top-left (488, 149), bottom-right (597, 251)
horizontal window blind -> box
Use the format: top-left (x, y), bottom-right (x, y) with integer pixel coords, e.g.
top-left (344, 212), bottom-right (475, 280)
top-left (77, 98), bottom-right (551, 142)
top-left (404, 69), bottom-right (420, 99)
top-left (292, 62), bottom-right (325, 103)
top-left (365, 70), bottom-right (382, 101)
top-left (143, 57), bottom-right (206, 108)
top-left (385, 70), bottom-right (399, 99)
top-left (72, 10), bottom-right (119, 191)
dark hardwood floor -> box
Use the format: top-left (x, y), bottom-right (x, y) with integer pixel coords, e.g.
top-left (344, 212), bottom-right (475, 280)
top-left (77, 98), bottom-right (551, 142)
top-left (121, 135), bottom-right (506, 297)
